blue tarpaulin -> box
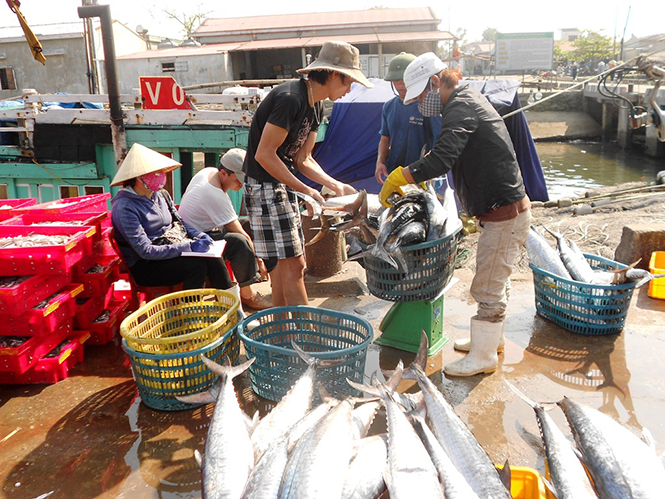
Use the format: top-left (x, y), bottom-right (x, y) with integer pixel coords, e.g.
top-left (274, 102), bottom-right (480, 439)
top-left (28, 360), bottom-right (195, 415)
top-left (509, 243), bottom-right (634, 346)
top-left (312, 78), bottom-right (549, 201)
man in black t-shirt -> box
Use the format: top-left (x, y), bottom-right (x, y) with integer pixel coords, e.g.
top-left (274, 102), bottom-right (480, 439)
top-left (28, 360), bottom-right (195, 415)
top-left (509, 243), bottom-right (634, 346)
top-left (243, 40), bottom-right (372, 308)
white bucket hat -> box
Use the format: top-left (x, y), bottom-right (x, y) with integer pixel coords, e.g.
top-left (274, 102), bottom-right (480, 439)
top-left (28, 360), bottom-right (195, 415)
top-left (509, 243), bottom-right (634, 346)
top-left (297, 41), bottom-right (373, 88)
top-left (219, 148), bottom-right (246, 183)
top-left (111, 143), bottom-right (181, 186)
top-left (403, 52), bottom-right (448, 105)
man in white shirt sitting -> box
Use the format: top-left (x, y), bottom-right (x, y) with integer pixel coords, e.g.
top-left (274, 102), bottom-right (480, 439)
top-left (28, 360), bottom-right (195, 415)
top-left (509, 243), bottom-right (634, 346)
top-left (179, 148), bottom-right (271, 310)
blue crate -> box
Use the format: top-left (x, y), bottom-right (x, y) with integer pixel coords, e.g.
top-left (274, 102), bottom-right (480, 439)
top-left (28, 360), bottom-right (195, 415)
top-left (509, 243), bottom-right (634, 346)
top-left (237, 306), bottom-right (372, 402)
top-left (530, 254), bottom-right (637, 335)
top-left (364, 226), bottom-right (461, 302)
top-left (122, 324), bottom-right (239, 411)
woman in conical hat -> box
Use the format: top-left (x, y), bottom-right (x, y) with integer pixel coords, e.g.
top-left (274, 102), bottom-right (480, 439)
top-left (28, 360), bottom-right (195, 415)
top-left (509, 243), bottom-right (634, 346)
top-left (111, 143), bottom-right (232, 290)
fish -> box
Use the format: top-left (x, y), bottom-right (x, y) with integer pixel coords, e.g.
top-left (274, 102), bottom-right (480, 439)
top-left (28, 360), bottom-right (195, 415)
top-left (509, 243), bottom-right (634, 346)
top-left (250, 342), bottom-right (336, 460)
top-left (408, 412), bottom-right (480, 499)
top-left (525, 226), bottom-right (572, 279)
top-left (293, 191), bottom-right (322, 220)
top-left (370, 191), bottom-right (429, 270)
top-left (441, 185), bottom-right (462, 237)
top-left (320, 190), bottom-right (384, 246)
top-left (176, 355), bottom-right (256, 499)
top-left (505, 383), bottom-right (597, 499)
top-left (558, 396), bottom-right (665, 498)
top-left (424, 183), bottom-right (446, 241)
top-left (409, 332), bottom-right (512, 499)
top-left (624, 268), bottom-right (665, 288)
top-left (241, 397), bottom-right (339, 499)
top-left (341, 434), bottom-right (389, 499)
top-left (278, 397), bottom-right (356, 499)
top-left (543, 227), bottom-right (596, 283)
top-left (375, 382), bottom-right (443, 499)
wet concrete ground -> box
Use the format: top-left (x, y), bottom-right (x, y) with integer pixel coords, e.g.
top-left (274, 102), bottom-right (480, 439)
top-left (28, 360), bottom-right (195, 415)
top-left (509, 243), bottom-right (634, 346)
top-left (1, 262), bottom-right (664, 498)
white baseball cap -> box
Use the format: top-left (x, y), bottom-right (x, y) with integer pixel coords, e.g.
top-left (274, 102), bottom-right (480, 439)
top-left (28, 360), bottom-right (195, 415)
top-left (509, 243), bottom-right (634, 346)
top-left (403, 52), bottom-right (447, 105)
top-left (220, 148), bottom-right (246, 182)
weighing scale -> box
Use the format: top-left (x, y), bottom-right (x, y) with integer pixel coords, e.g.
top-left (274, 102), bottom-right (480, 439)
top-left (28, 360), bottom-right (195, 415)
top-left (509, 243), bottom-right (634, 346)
top-left (374, 277), bottom-right (458, 355)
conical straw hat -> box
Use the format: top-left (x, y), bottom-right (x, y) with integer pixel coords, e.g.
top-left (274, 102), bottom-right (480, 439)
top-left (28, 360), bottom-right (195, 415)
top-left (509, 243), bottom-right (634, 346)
top-left (111, 143), bottom-right (181, 186)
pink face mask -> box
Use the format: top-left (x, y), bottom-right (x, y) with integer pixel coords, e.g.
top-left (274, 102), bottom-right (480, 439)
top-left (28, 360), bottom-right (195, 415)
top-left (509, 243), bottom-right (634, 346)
top-left (140, 171), bottom-right (167, 192)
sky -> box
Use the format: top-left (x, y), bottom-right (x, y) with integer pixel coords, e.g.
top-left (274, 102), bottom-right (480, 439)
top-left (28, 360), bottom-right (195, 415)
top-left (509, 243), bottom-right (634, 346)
top-left (3, 0), bottom-right (662, 44)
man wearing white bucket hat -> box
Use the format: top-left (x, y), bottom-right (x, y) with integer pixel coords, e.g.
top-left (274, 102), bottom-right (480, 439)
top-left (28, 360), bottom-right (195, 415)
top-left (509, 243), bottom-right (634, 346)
top-left (111, 143), bottom-right (233, 291)
top-left (243, 40), bottom-right (372, 307)
top-left (379, 52), bottom-right (531, 377)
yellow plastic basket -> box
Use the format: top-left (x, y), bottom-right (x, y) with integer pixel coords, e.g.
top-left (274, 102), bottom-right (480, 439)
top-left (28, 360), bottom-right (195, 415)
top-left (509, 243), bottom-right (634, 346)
top-left (120, 288), bottom-right (239, 355)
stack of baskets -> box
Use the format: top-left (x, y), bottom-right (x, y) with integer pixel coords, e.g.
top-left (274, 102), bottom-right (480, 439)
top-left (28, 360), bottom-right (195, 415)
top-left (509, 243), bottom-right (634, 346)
top-left (530, 254), bottom-right (638, 335)
top-left (237, 306), bottom-right (372, 402)
top-left (120, 288), bottom-right (240, 410)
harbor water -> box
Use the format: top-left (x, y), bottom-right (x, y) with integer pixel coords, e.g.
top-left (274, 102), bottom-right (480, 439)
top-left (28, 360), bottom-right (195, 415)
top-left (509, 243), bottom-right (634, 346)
top-left (537, 141), bottom-right (664, 199)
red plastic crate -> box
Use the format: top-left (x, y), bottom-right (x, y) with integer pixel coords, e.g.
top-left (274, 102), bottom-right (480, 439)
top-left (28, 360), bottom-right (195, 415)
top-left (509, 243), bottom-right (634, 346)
top-left (0, 198), bottom-right (37, 221)
top-left (0, 225), bottom-right (96, 276)
top-left (14, 193), bottom-right (111, 216)
top-left (0, 211), bottom-right (108, 242)
top-left (74, 255), bottom-right (121, 298)
top-left (0, 283), bottom-right (83, 337)
top-left (74, 288), bottom-right (114, 330)
top-left (87, 299), bottom-right (129, 345)
top-left (0, 331), bottom-right (89, 384)
top-left (0, 273), bottom-right (72, 315)
top-left (0, 321), bottom-right (73, 374)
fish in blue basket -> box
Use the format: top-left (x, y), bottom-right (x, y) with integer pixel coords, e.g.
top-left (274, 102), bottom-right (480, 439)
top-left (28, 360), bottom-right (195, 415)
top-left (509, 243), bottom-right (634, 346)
top-left (543, 227), bottom-right (596, 283)
top-left (505, 382), bottom-right (597, 499)
top-left (558, 396), bottom-right (665, 498)
top-left (370, 189), bottom-right (430, 271)
top-left (176, 355), bottom-right (255, 499)
top-left (525, 226), bottom-right (571, 279)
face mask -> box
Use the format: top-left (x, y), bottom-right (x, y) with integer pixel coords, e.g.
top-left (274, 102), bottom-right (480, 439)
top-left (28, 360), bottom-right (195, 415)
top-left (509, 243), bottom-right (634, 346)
top-left (140, 171), bottom-right (167, 192)
top-left (418, 89), bottom-right (443, 117)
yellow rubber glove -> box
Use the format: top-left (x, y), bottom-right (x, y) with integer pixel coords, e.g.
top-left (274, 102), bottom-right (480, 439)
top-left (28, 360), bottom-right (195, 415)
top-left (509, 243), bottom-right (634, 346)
top-left (379, 166), bottom-right (409, 207)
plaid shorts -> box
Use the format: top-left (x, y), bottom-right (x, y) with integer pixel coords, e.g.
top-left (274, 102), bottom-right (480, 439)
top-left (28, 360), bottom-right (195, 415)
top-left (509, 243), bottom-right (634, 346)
top-left (244, 177), bottom-right (304, 260)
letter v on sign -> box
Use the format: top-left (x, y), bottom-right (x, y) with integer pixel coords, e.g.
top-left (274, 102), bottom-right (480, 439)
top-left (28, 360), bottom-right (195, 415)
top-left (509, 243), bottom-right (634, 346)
top-left (139, 76), bottom-right (192, 110)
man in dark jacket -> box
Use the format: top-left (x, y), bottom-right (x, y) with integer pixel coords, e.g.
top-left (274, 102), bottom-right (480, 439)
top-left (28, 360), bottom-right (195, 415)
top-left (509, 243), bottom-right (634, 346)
top-left (379, 52), bottom-right (531, 377)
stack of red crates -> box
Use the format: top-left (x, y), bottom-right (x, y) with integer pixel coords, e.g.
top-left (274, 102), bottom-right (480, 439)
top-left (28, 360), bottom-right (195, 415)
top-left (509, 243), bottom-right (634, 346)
top-left (0, 193), bottom-right (129, 384)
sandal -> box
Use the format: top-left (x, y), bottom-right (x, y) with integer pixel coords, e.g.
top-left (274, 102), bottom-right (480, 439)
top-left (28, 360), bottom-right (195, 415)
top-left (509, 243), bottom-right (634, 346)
top-left (242, 292), bottom-right (272, 310)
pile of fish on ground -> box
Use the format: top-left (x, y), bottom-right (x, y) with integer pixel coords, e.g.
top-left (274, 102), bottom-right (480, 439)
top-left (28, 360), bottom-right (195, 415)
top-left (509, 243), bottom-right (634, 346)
top-left (303, 184), bottom-right (462, 272)
top-left (525, 225), bottom-right (661, 287)
top-left (175, 332), bottom-right (665, 498)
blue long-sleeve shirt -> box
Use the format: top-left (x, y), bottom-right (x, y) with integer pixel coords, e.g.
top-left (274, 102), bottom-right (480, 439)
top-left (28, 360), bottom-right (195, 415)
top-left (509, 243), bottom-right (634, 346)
top-left (111, 188), bottom-right (204, 267)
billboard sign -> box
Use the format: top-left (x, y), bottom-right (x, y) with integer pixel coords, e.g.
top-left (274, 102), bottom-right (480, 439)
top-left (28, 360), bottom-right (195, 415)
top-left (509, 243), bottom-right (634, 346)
top-left (495, 32), bottom-right (554, 71)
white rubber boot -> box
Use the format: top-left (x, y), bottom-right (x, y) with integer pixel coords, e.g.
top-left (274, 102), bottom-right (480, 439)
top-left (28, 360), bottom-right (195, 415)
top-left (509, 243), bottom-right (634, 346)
top-left (453, 321), bottom-right (505, 352)
top-left (444, 318), bottom-right (503, 377)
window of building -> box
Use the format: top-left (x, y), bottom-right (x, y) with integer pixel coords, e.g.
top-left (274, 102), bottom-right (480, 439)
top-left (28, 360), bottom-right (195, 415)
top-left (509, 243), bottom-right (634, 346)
top-left (0, 68), bottom-right (17, 90)
top-left (0, 184), bottom-right (8, 199)
top-left (59, 185), bottom-right (79, 199)
top-left (161, 61), bottom-right (175, 72)
top-left (84, 185), bottom-right (104, 195)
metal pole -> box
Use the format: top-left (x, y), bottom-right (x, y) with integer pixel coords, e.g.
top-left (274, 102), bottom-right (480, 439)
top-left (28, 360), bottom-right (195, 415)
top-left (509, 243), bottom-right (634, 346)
top-left (78, 4), bottom-right (127, 167)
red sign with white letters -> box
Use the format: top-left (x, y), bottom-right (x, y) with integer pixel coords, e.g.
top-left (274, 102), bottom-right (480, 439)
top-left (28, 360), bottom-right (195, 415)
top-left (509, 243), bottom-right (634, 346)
top-left (139, 76), bottom-right (192, 110)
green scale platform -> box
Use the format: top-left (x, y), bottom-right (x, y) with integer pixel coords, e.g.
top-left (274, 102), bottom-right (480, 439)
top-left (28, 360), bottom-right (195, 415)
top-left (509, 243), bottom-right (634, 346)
top-left (364, 229), bottom-right (461, 356)
top-left (375, 279), bottom-right (458, 355)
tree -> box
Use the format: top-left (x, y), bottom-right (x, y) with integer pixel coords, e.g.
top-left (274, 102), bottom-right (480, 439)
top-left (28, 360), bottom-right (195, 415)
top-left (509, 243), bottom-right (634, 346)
top-left (154, 5), bottom-right (209, 38)
top-left (482, 28), bottom-right (498, 42)
top-left (439, 27), bottom-right (467, 61)
top-left (571, 31), bottom-right (613, 67)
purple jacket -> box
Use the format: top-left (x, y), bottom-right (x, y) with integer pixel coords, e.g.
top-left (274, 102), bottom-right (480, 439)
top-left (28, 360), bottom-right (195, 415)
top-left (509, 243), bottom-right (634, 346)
top-left (111, 188), bottom-right (203, 267)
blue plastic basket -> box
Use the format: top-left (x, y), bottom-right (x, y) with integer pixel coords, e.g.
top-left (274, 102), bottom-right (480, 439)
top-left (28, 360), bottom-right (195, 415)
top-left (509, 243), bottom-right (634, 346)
top-left (364, 226), bottom-right (461, 302)
top-left (122, 323), bottom-right (239, 411)
top-left (237, 306), bottom-right (373, 402)
top-left (530, 254), bottom-right (637, 335)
